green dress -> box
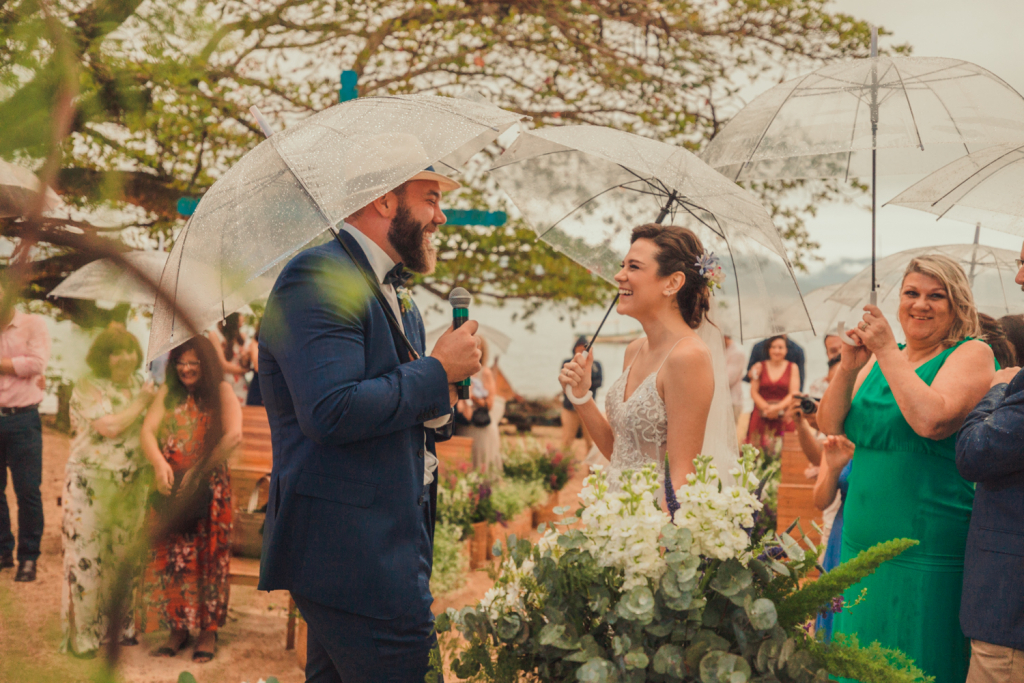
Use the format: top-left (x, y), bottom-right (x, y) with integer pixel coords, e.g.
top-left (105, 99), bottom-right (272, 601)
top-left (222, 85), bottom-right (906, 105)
top-left (835, 341), bottom-right (975, 683)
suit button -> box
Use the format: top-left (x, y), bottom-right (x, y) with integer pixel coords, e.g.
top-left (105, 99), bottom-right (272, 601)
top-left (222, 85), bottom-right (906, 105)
top-left (418, 494), bottom-right (426, 505)
top-left (417, 448), bottom-right (425, 459)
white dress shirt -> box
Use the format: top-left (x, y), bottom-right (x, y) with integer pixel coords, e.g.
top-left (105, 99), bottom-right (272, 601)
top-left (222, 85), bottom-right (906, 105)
top-left (339, 223), bottom-right (448, 484)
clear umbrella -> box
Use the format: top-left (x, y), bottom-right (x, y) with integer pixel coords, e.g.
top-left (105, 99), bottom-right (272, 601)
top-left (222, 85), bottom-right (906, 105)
top-left (887, 141), bottom-right (1024, 237)
top-left (147, 95), bottom-right (523, 361)
top-left (701, 29), bottom-right (1024, 300)
top-left (490, 125), bottom-right (812, 341)
top-left (0, 159), bottom-right (61, 217)
top-left (48, 251), bottom-right (169, 306)
top-left (827, 243), bottom-right (1024, 318)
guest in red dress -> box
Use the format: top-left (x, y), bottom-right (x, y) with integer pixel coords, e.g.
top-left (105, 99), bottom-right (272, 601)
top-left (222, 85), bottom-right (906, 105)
top-left (138, 335), bottom-right (241, 663)
top-left (745, 335), bottom-right (800, 461)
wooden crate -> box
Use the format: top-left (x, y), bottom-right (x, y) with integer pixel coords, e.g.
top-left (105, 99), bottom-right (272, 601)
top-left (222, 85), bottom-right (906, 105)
top-left (776, 430), bottom-right (823, 547)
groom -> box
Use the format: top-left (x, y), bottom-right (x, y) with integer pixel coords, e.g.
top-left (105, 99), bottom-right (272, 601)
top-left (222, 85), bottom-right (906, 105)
top-left (257, 168), bottom-right (481, 682)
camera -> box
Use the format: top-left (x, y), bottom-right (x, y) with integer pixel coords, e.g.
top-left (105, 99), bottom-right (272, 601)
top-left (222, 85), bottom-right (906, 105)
top-left (798, 394), bottom-right (820, 415)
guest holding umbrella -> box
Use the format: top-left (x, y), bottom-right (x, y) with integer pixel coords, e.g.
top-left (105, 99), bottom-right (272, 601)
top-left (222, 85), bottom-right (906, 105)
top-left (138, 335), bottom-right (241, 663)
top-left (61, 324), bottom-right (157, 657)
top-left (818, 254), bottom-right (995, 683)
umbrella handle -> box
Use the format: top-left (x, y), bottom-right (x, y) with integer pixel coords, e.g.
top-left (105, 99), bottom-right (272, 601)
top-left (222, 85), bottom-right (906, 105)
top-left (836, 321), bottom-right (864, 347)
top-left (585, 293), bottom-right (620, 352)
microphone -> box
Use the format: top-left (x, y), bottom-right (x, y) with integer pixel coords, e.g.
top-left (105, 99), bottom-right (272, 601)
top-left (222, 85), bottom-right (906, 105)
top-left (448, 287), bottom-right (473, 400)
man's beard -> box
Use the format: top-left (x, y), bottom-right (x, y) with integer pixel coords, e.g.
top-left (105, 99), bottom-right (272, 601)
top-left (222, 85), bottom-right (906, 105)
top-left (387, 201), bottom-right (437, 274)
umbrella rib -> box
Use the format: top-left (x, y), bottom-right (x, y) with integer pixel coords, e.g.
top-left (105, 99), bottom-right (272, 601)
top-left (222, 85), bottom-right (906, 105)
top-left (674, 199), bottom-right (726, 240)
top-left (534, 181), bottom-right (645, 241)
top-left (930, 145), bottom-right (1024, 215)
top-left (889, 60), bottom-right (943, 153)
top-left (842, 65), bottom-right (873, 182)
top-left (734, 73), bottom-right (817, 179)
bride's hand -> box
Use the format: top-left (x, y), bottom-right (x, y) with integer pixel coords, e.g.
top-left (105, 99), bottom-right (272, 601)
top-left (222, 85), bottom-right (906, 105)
top-left (559, 350), bottom-right (593, 399)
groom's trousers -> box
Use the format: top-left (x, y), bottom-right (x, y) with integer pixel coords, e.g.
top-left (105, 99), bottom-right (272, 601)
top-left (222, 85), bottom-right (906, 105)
top-left (293, 593), bottom-right (441, 683)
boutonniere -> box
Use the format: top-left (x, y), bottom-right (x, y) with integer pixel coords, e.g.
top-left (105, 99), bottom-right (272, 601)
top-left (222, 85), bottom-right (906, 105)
top-left (397, 286), bottom-right (414, 315)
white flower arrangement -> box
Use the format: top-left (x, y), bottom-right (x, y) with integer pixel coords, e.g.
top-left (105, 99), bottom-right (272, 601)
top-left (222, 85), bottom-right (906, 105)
top-left (577, 465), bottom-right (669, 590)
top-left (672, 455), bottom-right (764, 561)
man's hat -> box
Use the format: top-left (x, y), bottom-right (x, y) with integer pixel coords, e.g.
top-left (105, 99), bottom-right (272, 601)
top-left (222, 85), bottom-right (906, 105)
top-left (409, 165), bottom-right (461, 192)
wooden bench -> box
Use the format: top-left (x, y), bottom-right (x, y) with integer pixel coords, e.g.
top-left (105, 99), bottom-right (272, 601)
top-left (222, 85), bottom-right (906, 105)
top-left (435, 435), bottom-right (473, 471)
top-left (229, 556), bottom-right (297, 650)
top-left (776, 430), bottom-right (823, 548)
top-left (228, 406), bottom-right (296, 650)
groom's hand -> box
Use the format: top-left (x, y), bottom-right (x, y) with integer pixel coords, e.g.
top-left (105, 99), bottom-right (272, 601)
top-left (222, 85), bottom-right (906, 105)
top-left (431, 320), bottom-right (482, 385)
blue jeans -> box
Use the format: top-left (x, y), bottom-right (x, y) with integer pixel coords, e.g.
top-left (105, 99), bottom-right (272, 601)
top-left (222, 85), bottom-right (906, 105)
top-left (292, 593), bottom-right (441, 683)
top-left (0, 408), bottom-right (44, 561)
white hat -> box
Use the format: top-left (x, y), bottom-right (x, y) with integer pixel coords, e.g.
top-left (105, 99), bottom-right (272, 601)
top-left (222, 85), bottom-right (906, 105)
top-left (409, 166), bottom-right (461, 192)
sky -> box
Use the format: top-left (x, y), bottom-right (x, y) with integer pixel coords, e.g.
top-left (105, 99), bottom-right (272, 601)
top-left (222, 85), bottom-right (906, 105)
top-left (792, 0), bottom-right (1024, 281)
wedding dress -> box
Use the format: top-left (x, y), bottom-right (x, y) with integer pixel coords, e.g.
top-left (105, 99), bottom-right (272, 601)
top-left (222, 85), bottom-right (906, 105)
top-left (603, 319), bottom-right (739, 496)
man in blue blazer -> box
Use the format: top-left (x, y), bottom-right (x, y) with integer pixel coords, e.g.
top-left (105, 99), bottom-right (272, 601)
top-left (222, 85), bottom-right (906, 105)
top-left (956, 244), bottom-right (1024, 682)
top-left (257, 168), bottom-right (481, 682)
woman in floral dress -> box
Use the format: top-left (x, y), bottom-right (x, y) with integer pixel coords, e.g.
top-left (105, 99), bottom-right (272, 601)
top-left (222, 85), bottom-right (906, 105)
top-left (138, 335), bottom-right (241, 663)
top-left (62, 324), bottom-right (157, 656)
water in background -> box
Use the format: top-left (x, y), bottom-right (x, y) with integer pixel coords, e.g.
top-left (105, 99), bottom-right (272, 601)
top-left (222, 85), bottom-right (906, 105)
top-left (36, 285), bottom-right (863, 413)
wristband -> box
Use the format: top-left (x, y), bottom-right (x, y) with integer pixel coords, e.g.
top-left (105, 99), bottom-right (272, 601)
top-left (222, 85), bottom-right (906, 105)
top-left (564, 388), bottom-right (593, 406)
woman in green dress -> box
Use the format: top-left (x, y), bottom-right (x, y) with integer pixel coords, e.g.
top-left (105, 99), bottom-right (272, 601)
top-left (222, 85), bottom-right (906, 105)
top-left (818, 255), bottom-right (995, 683)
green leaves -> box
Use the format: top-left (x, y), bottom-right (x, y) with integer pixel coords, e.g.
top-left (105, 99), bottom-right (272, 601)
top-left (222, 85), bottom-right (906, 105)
top-left (699, 651), bottom-right (751, 683)
top-left (745, 598), bottom-right (778, 631)
top-left (576, 658), bottom-right (618, 683)
top-left (615, 586), bottom-right (656, 624)
top-left (710, 560), bottom-right (754, 606)
top-left (653, 643), bottom-right (685, 678)
top-left (775, 538), bottom-right (918, 629)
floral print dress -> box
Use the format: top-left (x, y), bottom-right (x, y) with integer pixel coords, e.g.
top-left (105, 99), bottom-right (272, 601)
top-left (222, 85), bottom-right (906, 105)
top-left (61, 374), bottom-right (151, 655)
top-left (138, 395), bottom-right (232, 634)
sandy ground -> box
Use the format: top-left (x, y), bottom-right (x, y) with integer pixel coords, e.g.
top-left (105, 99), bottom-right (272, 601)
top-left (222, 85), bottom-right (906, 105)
top-left (0, 424), bottom-right (589, 683)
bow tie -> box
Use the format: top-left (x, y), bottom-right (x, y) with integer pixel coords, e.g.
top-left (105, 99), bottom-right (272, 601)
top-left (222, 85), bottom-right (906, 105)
top-left (383, 263), bottom-right (412, 288)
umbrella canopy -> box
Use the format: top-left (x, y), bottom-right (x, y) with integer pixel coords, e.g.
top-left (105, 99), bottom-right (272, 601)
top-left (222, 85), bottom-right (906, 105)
top-left (887, 141), bottom-right (1024, 237)
top-left (490, 125), bottom-right (811, 341)
top-left (425, 322), bottom-right (511, 356)
top-left (49, 251), bottom-right (169, 306)
top-left (0, 159), bottom-right (61, 217)
top-left (147, 95), bottom-right (523, 361)
top-left (702, 57), bottom-right (1024, 182)
top-left (701, 51), bottom-right (1024, 299)
top-left (827, 243), bottom-right (1024, 318)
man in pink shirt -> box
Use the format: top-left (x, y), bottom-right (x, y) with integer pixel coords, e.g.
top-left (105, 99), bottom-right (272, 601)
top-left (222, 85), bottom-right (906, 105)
top-left (0, 279), bottom-right (51, 582)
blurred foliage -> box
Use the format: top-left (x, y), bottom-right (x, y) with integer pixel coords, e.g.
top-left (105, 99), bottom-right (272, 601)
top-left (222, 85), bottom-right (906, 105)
top-left (0, 0), bottom-right (896, 323)
top-left (430, 521), bottom-right (470, 595)
top-left (502, 436), bottom-right (576, 492)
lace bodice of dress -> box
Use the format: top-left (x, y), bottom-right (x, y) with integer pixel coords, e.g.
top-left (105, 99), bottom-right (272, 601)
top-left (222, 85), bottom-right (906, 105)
top-left (605, 364), bottom-right (669, 488)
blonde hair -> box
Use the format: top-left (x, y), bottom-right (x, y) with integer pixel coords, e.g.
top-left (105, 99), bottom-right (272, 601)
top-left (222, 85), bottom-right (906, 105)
top-left (902, 254), bottom-right (981, 346)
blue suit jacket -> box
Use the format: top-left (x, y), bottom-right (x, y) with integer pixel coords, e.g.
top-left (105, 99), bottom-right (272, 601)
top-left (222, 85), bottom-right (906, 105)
top-left (956, 370), bottom-right (1024, 650)
top-left (256, 232), bottom-right (453, 619)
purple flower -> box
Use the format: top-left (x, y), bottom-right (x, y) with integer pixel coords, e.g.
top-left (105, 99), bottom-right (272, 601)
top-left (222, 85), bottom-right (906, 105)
top-left (830, 596), bottom-right (844, 613)
top-left (664, 464), bottom-right (680, 523)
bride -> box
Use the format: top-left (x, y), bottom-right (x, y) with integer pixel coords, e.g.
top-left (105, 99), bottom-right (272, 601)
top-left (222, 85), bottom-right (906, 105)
top-left (559, 223), bottom-right (738, 503)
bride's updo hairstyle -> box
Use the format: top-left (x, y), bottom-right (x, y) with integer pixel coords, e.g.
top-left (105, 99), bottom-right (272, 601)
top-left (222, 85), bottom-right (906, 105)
top-left (630, 224), bottom-right (711, 329)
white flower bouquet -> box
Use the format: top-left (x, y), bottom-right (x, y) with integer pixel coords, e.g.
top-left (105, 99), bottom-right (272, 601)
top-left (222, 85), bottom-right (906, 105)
top-left (436, 449), bottom-right (926, 683)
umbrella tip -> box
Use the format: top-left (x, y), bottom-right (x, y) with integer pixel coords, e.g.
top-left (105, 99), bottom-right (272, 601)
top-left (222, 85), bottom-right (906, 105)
top-left (870, 25), bottom-right (878, 58)
top-left (249, 106), bottom-right (275, 138)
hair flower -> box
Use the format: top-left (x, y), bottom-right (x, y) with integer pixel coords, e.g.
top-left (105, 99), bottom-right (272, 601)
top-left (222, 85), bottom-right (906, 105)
top-left (695, 249), bottom-right (726, 292)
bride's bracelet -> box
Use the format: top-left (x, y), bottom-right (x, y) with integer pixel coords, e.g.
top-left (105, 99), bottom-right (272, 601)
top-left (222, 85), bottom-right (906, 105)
top-left (564, 388), bottom-right (593, 406)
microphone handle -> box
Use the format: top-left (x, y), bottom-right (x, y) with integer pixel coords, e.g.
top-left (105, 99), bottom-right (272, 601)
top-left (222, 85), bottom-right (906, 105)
top-left (452, 306), bottom-right (471, 399)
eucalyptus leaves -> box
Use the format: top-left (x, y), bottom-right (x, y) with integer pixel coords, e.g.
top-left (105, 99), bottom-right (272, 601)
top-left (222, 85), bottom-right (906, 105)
top-left (437, 456), bottom-right (926, 683)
